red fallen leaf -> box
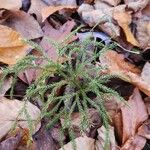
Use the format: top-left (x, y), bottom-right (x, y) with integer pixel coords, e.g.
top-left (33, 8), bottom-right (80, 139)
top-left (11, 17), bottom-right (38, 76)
top-left (121, 88), bottom-right (148, 144)
top-left (121, 134), bottom-right (146, 150)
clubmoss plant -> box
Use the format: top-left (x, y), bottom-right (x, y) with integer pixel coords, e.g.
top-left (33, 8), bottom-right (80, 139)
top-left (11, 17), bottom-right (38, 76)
top-left (0, 29), bottom-right (125, 150)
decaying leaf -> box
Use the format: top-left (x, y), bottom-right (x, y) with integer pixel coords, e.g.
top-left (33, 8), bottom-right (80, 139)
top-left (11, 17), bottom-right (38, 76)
top-left (0, 77), bottom-right (12, 97)
top-left (2, 10), bottom-right (43, 39)
top-left (138, 119), bottom-right (150, 140)
top-left (136, 19), bottom-right (150, 49)
top-left (113, 10), bottom-right (139, 46)
top-left (0, 0), bottom-right (22, 10)
top-left (28, 0), bottom-right (48, 23)
top-left (141, 62), bottom-right (150, 85)
top-left (42, 5), bottom-right (77, 22)
top-left (59, 136), bottom-right (95, 150)
top-left (0, 25), bottom-right (29, 65)
top-left (101, 0), bottom-right (121, 6)
top-left (0, 97), bottom-right (41, 140)
top-left (100, 50), bottom-right (150, 96)
top-left (95, 125), bottom-right (118, 150)
top-left (121, 134), bottom-right (146, 150)
top-left (121, 88), bottom-right (148, 143)
top-left (40, 20), bottom-right (76, 62)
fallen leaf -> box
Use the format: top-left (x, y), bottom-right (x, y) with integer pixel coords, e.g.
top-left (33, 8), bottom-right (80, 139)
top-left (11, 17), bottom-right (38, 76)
top-left (101, 0), bottom-right (121, 6)
top-left (28, 0), bottom-right (48, 23)
top-left (121, 134), bottom-right (146, 150)
top-left (138, 119), bottom-right (150, 140)
top-left (0, 0), bottom-right (22, 10)
top-left (42, 0), bottom-right (77, 6)
top-left (2, 10), bottom-right (43, 39)
top-left (144, 97), bottom-right (150, 115)
top-left (40, 20), bottom-right (76, 62)
top-left (100, 50), bottom-right (150, 96)
top-left (42, 5), bottom-right (77, 22)
top-left (0, 25), bottom-right (29, 65)
top-left (0, 77), bottom-right (12, 97)
top-left (141, 62), bottom-right (150, 84)
top-left (0, 97), bottom-right (41, 140)
top-left (113, 10), bottom-right (139, 46)
top-left (136, 19), bottom-right (150, 49)
top-left (121, 88), bottom-right (148, 143)
top-left (99, 50), bottom-right (140, 76)
top-left (59, 136), bottom-right (95, 150)
top-left (95, 125), bottom-right (118, 150)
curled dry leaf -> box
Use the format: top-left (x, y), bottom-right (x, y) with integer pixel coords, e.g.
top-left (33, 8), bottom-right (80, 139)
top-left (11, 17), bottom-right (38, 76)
top-left (100, 50), bottom-right (150, 96)
top-left (59, 136), bottom-right (95, 150)
top-left (95, 125), bottom-right (118, 150)
top-left (2, 10), bottom-right (43, 39)
top-left (0, 25), bottom-right (29, 65)
top-left (42, 5), bottom-right (77, 22)
top-left (0, 0), bottom-right (22, 10)
top-left (121, 134), bottom-right (146, 150)
top-left (0, 97), bottom-right (41, 140)
top-left (113, 10), bottom-right (139, 46)
top-left (121, 88), bottom-right (148, 143)
top-left (28, 0), bottom-right (48, 23)
top-left (144, 97), bottom-right (150, 115)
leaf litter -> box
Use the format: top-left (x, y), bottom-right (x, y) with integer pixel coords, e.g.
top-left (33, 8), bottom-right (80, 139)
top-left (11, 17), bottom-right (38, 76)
top-left (0, 0), bottom-right (150, 149)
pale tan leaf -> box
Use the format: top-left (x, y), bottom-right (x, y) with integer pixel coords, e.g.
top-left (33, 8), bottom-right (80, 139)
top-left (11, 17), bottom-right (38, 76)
top-left (141, 62), bottom-right (150, 85)
top-left (121, 88), bottom-right (148, 143)
top-left (0, 0), bottom-right (22, 10)
top-left (0, 97), bottom-right (41, 140)
top-left (42, 6), bottom-right (76, 22)
top-left (0, 25), bottom-right (29, 65)
top-left (95, 125), bottom-right (118, 150)
top-left (113, 10), bottom-right (139, 46)
top-left (59, 136), bottom-right (95, 150)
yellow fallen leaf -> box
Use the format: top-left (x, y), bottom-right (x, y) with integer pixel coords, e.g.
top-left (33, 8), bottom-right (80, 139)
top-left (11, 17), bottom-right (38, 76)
top-left (0, 25), bottom-right (29, 65)
top-left (113, 10), bottom-right (139, 46)
top-left (42, 6), bottom-right (76, 22)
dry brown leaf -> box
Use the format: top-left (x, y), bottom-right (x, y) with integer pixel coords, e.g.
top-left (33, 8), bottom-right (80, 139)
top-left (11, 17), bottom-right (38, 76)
top-left (101, 0), bottom-right (121, 6)
top-left (2, 10), bottom-right (43, 39)
top-left (0, 0), bottom-right (22, 10)
top-left (138, 119), bottom-right (150, 139)
top-left (40, 20), bottom-right (76, 62)
top-left (100, 50), bottom-right (150, 96)
top-left (0, 25), bottom-right (29, 65)
top-left (136, 19), bottom-right (150, 49)
top-left (121, 88), bottom-right (148, 143)
top-left (144, 97), bottom-right (150, 115)
top-left (59, 136), bottom-right (95, 150)
top-left (113, 10), bottom-right (139, 46)
top-left (121, 134), bottom-right (146, 150)
top-left (0, 77), bottom-right (12, 97)
top-left (0, 97), bottom-right (41, 140)
top-left (100, 50), bottom-right (140, 76)
top-left (28, 0), bottom-right (48, 23)
top-left (42, 6), bottom-right (77, 22)
top-left (95, 125), bottom-right (118, 150)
